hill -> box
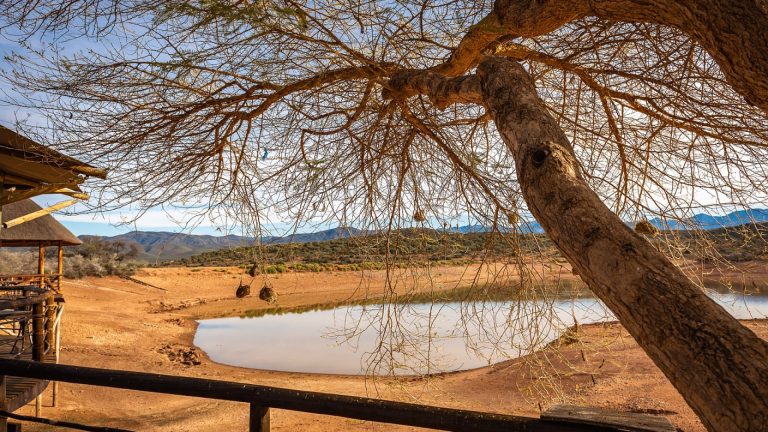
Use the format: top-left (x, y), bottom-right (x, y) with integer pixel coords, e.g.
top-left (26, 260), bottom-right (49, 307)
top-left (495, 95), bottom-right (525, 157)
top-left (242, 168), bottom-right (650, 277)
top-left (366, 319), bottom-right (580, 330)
top-left (169, 228), bottom-right (552, 268)
top-left (676, 221), bottom-right (768, 262)
top-left (648, 208), bottom-right (768, 230)
top-left (79, 232), bottom-right (253, 261)
top-left (77, 208), bottom-right (768, 263)
top-left (79, 227), bottom-right (364, 261)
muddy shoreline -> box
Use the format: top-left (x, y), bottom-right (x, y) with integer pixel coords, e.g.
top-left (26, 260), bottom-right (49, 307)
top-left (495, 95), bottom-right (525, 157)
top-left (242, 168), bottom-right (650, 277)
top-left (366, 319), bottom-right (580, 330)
top-left (14, 265), bottom-right (768, 431)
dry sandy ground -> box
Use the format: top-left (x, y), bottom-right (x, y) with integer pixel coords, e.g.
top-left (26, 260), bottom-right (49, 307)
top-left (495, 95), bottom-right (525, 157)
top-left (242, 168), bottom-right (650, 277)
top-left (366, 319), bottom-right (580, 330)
top-left (13, 265), bottom-right (768, 431)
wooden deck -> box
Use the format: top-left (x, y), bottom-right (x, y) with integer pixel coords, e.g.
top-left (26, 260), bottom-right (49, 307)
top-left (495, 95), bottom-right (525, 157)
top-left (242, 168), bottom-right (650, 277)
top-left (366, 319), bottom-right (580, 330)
top-left (0, 335), bottom-right (56, 412)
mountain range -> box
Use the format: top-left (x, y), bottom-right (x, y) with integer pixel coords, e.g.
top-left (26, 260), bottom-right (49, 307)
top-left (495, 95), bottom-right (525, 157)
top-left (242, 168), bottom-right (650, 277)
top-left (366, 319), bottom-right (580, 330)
top-left (79, 208), bottom-right (768, 261)
top-left (80, 227), bottom-right (366, 261)
top-left (648, 208), bottom-right (768, 231)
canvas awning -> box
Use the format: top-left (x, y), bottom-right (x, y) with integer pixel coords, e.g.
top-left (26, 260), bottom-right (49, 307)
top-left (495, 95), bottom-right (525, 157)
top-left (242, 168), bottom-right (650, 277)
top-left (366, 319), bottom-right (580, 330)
top-left (0, 125), bottom-right (106, 205)
top-left (0, 199), bottom-right (81, 247)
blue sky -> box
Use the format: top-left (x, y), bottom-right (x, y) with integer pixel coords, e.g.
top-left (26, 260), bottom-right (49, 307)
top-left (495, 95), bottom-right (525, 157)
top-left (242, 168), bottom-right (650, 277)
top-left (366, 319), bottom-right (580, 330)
top-left (0, 31), bottom-right (259, 237)
top-left (30, 195), bottom-right (242, 236)
top-left (3, 20), bottom-right (761, 238)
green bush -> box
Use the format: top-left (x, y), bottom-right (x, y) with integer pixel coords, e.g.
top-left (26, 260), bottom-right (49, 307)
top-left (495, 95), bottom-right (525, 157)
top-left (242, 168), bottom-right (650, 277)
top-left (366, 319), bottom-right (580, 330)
top-left (264, 265), bottom-right (277, 274)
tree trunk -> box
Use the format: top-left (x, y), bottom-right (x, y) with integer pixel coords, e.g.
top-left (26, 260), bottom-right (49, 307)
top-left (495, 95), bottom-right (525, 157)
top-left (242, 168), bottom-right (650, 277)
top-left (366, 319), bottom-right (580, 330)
top-left (476, 56), bottom-right (768, 432)
top-left (439, 0), bottom-right (768, 113)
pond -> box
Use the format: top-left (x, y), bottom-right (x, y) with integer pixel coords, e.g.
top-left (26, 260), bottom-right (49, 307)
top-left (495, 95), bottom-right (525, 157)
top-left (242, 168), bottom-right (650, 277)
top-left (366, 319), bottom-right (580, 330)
top-left (194, 292), bottom-right (768, 375)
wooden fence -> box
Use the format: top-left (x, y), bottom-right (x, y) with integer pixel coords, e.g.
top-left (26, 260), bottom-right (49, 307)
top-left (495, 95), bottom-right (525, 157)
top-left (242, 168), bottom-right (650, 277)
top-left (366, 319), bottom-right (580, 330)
top-left (0, 358), bottom-right (629, 432)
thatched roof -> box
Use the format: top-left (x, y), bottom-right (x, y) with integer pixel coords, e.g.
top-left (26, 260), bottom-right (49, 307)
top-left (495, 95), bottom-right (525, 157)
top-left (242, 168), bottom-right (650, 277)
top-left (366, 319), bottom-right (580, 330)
top-left (0, 125), bottom-right (106, 205)
top-left (0, 199), bottom-right (81, 247)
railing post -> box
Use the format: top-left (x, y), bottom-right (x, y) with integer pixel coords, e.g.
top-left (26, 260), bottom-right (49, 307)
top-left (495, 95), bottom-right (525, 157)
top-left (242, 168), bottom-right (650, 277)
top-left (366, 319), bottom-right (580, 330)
top-left (32, 301), bottom-right (44, 362)
top-left (45, 300), bottom-right (55, 351)
top-left (249, 403), bottom-right (269, 432)
top-left (52, 305), bottom-right (63, 407)
top-left (46, 299), bottom-right (56, 408)
top-left (0, 375), bottom-right (7, 432)
top-left (33, 299), bottom-right (44, 417)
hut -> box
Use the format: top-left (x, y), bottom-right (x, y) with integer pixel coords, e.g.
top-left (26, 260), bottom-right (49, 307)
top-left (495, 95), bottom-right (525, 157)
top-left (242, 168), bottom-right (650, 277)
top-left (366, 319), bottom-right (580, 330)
top-left (0, 126), bottom-right (103, 429)
top-left (0, 199), bottom-right (83, 422)
top-left (0, 199), bottom-right (82, 288)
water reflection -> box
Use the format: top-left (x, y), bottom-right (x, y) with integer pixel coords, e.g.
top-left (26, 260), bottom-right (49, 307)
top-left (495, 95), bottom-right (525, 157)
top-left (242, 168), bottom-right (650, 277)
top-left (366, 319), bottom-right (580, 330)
top-left (194, 293), bottom-right (768, 375)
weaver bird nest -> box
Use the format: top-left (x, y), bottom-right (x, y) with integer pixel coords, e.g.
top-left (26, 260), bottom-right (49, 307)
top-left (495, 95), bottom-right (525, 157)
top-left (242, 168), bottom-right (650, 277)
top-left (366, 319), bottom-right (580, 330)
top-left (413, 209), bottom-right (426, 222)
top-left (259, 286), bottom-right (277, 304)
top-left (634, 220), bottom-right (659, 236)
top-left (235, 284), bottom-right (251, 298)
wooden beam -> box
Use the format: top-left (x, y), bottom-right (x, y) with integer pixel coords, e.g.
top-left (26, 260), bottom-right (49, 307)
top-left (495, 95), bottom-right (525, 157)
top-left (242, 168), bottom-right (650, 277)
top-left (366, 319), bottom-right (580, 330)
top-left (53, 189), bottom-right (89, 200)
top-left (541, 405), bottom-right (675, 432)
top-left (70, 165), bottom-right (108, 180)
top-left (3, 199), bottom-right (78, 229)
top-left (1, 184), bottom-right (62, 205)
top-left (0, 292), bottom-right (53, 310)
top-left (0, 409), bottom-right (130, 432)
top-left (0, 358), bottom-right (617, 432)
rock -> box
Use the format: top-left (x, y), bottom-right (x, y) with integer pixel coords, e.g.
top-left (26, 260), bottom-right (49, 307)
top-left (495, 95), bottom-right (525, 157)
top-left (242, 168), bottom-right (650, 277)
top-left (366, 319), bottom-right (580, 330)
top-left (157, 344), bottom-right (202, 366)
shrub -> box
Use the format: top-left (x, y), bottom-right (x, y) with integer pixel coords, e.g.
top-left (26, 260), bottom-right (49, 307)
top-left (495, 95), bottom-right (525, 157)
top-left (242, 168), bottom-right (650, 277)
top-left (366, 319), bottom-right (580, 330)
top-left (0, 238), bottom-right (139, 279)
top-left (263, 265), bottom-right (277, 274)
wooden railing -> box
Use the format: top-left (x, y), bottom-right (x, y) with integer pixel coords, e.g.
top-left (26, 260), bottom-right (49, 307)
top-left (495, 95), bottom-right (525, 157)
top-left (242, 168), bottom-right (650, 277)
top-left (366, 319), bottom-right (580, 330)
top-left (0, 275), bottom-right (61, 291)
top-left (0, 359), bottom-right (623, 432)
top-left (0, 284), bottom-right (63, 423)
top-left (0, 286), bottom-right (58, 362)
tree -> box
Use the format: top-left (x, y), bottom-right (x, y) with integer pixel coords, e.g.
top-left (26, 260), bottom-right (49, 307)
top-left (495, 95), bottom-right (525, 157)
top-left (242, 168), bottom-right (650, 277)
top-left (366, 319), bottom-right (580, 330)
top-left (2, 1), bottom-right (768, 430)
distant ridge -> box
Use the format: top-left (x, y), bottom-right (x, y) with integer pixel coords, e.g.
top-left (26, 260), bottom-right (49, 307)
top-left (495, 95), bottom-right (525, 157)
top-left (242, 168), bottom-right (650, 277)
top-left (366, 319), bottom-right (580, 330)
top-left (79, 226), bottom-right (363, 260)
top-left (647, 208), bottom-right (768, 231)
top-left (77, 209), bottom-right (768, 261)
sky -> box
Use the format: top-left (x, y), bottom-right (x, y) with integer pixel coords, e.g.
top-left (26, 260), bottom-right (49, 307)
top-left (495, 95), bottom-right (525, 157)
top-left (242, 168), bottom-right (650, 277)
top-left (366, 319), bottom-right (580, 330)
top-left (2, 15), bottom-right (763, 238)
top-left (29, 195), bottom-right (238, 236)
top-left (0, 28), bottom-right (261, 237)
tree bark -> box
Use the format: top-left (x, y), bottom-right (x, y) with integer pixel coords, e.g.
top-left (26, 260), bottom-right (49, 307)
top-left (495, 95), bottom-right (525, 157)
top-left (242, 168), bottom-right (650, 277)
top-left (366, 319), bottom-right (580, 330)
top-left (435, 0), bottom-right (768, 113)
top-left (476, 56), bottom-right (768, 432)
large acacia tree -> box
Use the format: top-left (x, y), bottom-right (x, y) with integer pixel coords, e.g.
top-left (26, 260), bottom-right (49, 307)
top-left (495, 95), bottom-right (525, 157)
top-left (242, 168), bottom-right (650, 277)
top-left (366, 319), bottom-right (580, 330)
top-left (2, 1), bottom-right (768, 430)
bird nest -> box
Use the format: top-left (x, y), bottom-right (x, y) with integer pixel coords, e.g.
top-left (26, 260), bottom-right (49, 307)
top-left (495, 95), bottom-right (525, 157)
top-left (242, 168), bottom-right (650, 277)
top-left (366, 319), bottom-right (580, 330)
top-left (235, 284), bottom-right (251, 298)
top-left (634, 220), bottom-right (659, 236)
top-left (413, 209), bottom-right (426, 222)
top-left (259, 286), bottom-right (277, 304)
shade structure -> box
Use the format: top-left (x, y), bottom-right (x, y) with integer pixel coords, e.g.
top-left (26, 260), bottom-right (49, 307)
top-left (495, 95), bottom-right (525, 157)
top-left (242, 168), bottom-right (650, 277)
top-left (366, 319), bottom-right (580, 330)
top-left (0, 125), bottom-right (106, 205)
top-left (0, 199), bottom-right (81, 247)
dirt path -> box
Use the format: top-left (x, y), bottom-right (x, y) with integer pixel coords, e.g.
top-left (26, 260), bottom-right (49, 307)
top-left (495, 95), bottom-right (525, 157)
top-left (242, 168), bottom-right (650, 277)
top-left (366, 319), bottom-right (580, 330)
top-left (14, 266), bottom-right (768, 431)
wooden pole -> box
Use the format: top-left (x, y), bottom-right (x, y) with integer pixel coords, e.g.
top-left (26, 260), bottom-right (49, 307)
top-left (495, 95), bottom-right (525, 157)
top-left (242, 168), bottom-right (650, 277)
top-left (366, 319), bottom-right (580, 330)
top-left (249, 404), bottom-right (270, 432)
top-left (0, 375), bottom-right (7, 432)
top-left (57, 242), bottom-right (63, 291)
top-left (53, 317), bottom-right (61, 407)
top-left (33, 301), bottom-right (44, 362)
top-left (37, 244), bottom-right (45, 288)
top-left (46, 243), bottom-right (58, 348)
top-left (52, 303), bottom-right (63, 407)
top-left (33, 294), bottom-right (45, 417)
top-left (2, 199), bottom-right (78, 229)
top-left (53, 241), bottom-right (63, 407)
